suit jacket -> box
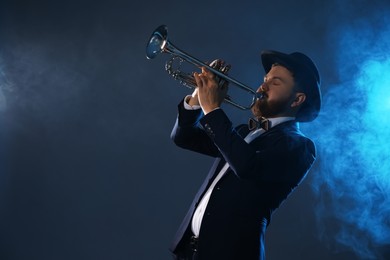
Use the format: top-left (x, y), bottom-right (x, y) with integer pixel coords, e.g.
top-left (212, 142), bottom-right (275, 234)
top-left (170, 100), bottom-right (316, 259)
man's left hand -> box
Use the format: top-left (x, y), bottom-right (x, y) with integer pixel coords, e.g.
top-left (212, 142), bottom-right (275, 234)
top-left (193, 60), bottom-right (228, 114)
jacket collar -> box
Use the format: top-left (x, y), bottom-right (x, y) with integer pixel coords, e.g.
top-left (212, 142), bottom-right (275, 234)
top-left (239, 119), bottom-right (299, 139)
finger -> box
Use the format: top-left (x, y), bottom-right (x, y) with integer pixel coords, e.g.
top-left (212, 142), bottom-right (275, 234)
top-left (202, 68), bottom-right (219, 83)
top-left (194, 71), bottom-right (206, 88)
top-left (204, 69), bottom-right (220, 86)
top-left (199, 73), bottom-right (209, 87)
top-left (193, 72), bottom-right (202, 88)
top-left (201, 67), bottom-right (215, 80)
top-left (209, 59), bottom-right (220, 70)
top-left (221, 64), bottom-right (231, 74)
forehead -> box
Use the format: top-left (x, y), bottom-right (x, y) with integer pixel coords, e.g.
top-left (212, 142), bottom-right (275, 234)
top-left (266, 64), bottom-right (294, 79)
top-left (264, 65), bottom-right (296, 90)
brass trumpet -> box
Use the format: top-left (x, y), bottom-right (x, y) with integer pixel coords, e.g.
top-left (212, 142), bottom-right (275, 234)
top-left (145, 25), bottom-right (262, 110)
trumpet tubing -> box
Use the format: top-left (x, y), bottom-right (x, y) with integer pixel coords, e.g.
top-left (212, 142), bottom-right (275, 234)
top-left (146, 25), bottom-right (260, 110)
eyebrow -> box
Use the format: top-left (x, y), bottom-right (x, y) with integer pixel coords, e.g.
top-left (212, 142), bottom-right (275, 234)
top-left (264, 75), bottom-right (286, 83)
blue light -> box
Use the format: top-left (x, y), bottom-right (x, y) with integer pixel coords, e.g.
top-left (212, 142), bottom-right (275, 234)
top-left (302, 13), bottom-right (390, 259)
top-left (363, 60), bottom-right (390, 122)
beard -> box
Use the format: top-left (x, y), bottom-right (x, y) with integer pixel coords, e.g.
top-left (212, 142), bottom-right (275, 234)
top-left (251, 96), bottom-right (292, 118)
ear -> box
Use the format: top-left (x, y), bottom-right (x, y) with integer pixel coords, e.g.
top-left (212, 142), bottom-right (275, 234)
top-left (291, 92), bottom-right (306, 108)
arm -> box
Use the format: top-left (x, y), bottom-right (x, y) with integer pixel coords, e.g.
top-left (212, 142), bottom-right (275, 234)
top-left (170, 68), bottom-right (225, 158)
top-left (199, 110), bottom-right (316, 183)
top-left (170, 98), bottom-right (221, 157)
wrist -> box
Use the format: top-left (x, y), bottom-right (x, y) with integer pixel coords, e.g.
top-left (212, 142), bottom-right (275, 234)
top-left (187, 96), bottom-right (200, 106)
top-left (202, 106), bottom-right (220, 115)
top-left (184, 95), bottom-right (201, 110)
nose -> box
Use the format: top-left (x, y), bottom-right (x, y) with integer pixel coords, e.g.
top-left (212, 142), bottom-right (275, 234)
top-left (258, 82), bottom-right (269, 92)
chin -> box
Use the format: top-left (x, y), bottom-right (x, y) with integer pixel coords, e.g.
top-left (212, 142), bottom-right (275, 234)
top-left (251, 100), bottom-right (268, 118)
top-left (252, 99), bottom-right (289, 118)
top-left (251, 104), bottom-right (262, 118)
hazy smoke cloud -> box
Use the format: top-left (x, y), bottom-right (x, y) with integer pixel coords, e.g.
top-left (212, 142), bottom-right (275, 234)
top-left (0, 59), bottom-right (10, 112)
top-left (303, 9), bottom-right (390, 260)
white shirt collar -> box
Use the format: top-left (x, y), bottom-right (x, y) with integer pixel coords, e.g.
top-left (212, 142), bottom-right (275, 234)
top-left (268, 116), bottom-right (296, 128)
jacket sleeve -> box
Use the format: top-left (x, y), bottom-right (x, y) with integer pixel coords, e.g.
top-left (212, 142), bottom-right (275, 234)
top-left (170, 99), bottom-right (221, 157)
top-left (198, 108), bottom-right (316, 183)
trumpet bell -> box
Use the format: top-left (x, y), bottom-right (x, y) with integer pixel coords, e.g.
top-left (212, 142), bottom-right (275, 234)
top-left (146, 25), bottom-right (168, 59)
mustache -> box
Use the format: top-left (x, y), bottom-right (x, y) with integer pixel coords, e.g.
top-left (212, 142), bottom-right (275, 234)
top-left (258, 91), bottom-right (267, 98)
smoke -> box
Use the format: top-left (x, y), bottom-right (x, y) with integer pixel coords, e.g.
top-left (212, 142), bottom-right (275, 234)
top-left (302, 9), bottom-right (390, 260)
top-left (0, 58), bottom-right (10, 112)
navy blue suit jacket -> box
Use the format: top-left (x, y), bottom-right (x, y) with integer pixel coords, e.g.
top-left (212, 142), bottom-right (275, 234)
top-left (170, 100), bottom-right (316, 259)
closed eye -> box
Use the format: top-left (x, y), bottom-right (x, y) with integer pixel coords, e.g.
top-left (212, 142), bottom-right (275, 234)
top-left (264, 76), bottom-right (284, 85)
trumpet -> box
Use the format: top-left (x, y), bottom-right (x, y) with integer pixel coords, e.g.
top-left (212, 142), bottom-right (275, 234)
top-left (145, 25), bottom-right (262, 110)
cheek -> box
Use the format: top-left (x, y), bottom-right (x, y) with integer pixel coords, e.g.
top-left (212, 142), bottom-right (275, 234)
top-left (269, 88), bottom-right (292, 101)
top-left (267, 89), bottom-right (281, 100)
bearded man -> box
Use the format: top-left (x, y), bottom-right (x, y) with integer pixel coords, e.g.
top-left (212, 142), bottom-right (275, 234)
top-left (169, 50), bottom-right (321, 260)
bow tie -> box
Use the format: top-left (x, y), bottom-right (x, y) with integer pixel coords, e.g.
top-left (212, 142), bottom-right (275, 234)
top-left (248, 117), bottom-right (270, 131)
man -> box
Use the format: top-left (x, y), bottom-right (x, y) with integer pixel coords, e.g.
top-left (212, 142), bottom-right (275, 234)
top-left (169, 50), bottom-right (321, 260)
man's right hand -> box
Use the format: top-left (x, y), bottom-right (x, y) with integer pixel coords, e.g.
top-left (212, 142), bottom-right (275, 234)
top-left (187, 88), bottom-right (200, 107)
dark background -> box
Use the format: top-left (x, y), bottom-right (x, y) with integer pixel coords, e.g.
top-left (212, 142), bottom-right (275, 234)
top-left (1, 0), bottom-right (390, 259)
